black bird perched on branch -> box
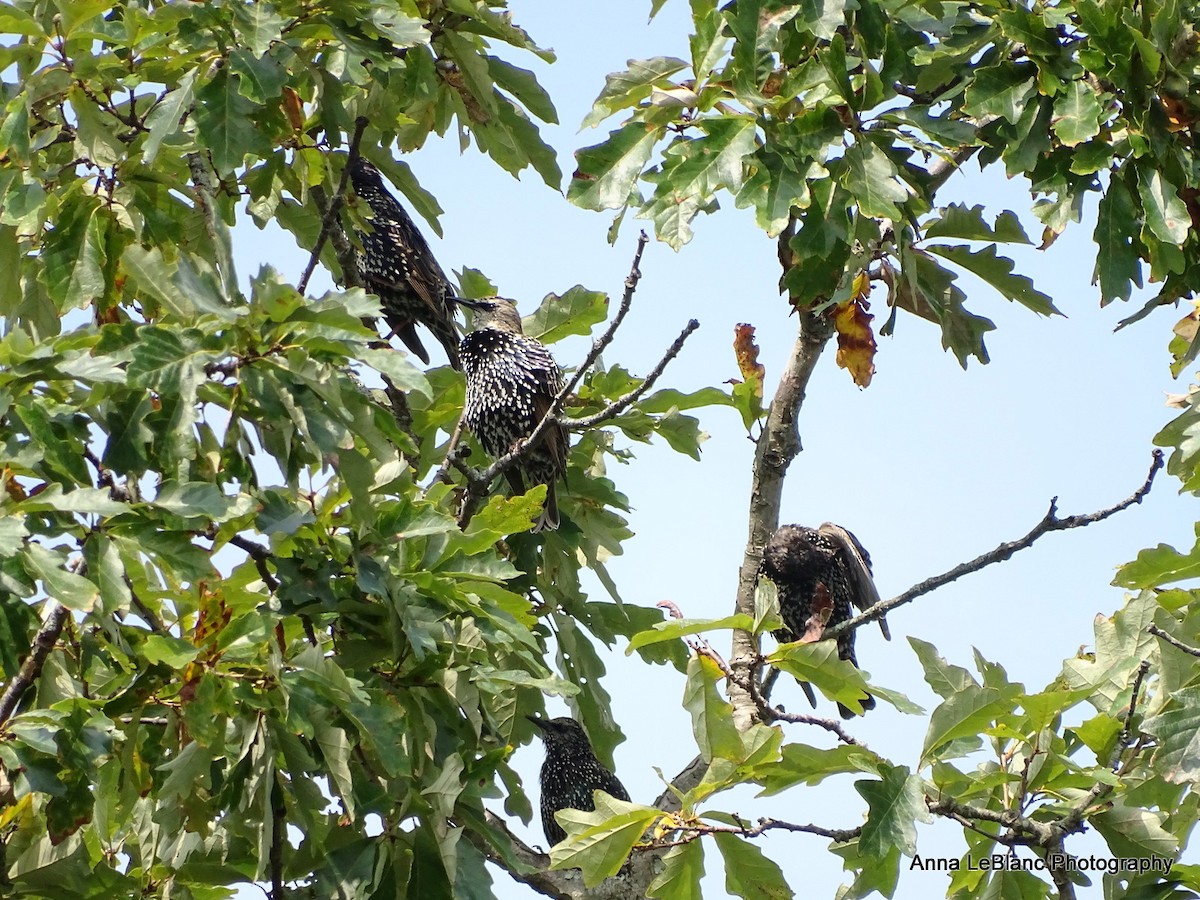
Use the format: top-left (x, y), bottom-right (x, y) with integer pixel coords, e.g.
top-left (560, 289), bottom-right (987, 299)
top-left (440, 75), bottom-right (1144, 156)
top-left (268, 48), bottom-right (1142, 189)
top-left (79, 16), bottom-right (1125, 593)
top-left (458, 298), bottom-right (568, 531)
top-left (528, 716), bottom-right (630, 846)
top-left (761, 522), bottom-right (890, 718)
top-left (348, 157), bottom-right (461, 368)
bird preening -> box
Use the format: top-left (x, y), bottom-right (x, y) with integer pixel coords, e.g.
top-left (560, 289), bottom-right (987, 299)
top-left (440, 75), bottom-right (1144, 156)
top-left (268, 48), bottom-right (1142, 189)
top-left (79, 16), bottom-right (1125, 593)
top-left (457, 297), bottom-right (569, 531)
top-left (347, 157), bottom-right (463, 369)
top-left (760, 522), bottom-right (890, 718)
top-left (528, 715), bottom-right (629, 846)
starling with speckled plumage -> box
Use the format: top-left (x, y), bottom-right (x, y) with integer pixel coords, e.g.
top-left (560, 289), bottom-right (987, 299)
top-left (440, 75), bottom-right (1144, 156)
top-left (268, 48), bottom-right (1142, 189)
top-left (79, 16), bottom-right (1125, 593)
top-left (760, 522), bottom-right (890, 718)
top-left (528, 716), bottom-right (629, 846)
top-left (459, 298), bottom-right (568, 531)
top-left (348, 157), bottom-right (461, 368)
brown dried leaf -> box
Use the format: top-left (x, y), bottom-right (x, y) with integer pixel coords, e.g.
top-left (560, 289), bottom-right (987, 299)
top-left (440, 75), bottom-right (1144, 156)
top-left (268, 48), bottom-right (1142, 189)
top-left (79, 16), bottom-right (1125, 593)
top-left (833, 272), bottom-right (877, 388)
top-left (799, 583), bottom-right (833, 643)
top-left (282, 87), bottom-right (305, 133)
top-left (1162, 96), bottom-right (1196, 133)
top-left (733, 323), bottom-right (765, 398)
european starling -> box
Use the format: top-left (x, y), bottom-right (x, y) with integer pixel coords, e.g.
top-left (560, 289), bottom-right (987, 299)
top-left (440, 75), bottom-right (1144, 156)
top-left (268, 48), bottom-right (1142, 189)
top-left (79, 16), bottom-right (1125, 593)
top-left (760, 522), bottom-right (889, 718)
top-left (348, 157), bottom-right (461, 368)
top-left (528, 716), bottom-right (630, 846)
top-left (458, 298), bottom-right (568, 531)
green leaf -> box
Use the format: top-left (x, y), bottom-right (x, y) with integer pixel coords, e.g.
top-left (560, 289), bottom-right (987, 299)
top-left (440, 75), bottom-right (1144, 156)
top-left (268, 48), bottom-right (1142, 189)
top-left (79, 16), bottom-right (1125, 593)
top-left (752, 743), bottom-right (884, 796)
top-left (549, 792), bottom-right (661, 886)
top-left (924, 205), bottom-right (1031, 244)
top-left (229, 48), bottom-right (288, 103)
top-left (1052, 80), bottom-right (1105, 146)
top-left (143, 69), bottom-right (198, 164)
top-left (840, 140), bottom-right (908, 220)
top-left (640, 115), bottom-right (758, 248)
top-left (647, 840), bottom-right (706, 899)
top-left (1116, 533), bottom-right (1200, 589)
top-left (963, 61), bottom-right (1038, 123)
top-left (921, 682), bottom-right (1022, 763)
top-left (713, 832), bottom-right (793, 900)
top-left (22, 544), bottom-right (98, 611)
top-left (766, 641), bottom-right (873, 714)
top-left (521, 286), bottom-right (609, 343)
top-left (856, 765), bottom-right (928, 858)
top-left (1141, 686), bottom-right (1200, 784)
top-left (0, 517), bottom-right (29, 557)
top-left (154, 481), bottom-right (253, 521)
top-left (1137, 166), bottom-right (1191, 245)
top-left (569, 122), bottom-right (663, 212)
top-left (487, 57), bottom-right (558, 125)
top-left (1092, 800), bottom-right (1179, 860)
top-left (40, 193), bottom-right (107, 311)
top-left (16, 485), bottom-right (126, 516)
top-left (122, 246), bottom-right (231, 319)
top-left (142, 633), bottom-right (201, 668)
top-left (370, 4), bottom-right (430, 45)
top-left (193, 70), bottom-right (273, 174)
top-left (627, 614), bottom-right (756, 653)
top-left (583, 56), bottom-right (689, 129)
top-left (1093, 170), bottom-right (1142, 304)
top-left (683, 654), bottom-right (743, 763)
top-left (361, 348), bottom-right (432, 400)
top-left (927, 244), bottom-right (1060, 316)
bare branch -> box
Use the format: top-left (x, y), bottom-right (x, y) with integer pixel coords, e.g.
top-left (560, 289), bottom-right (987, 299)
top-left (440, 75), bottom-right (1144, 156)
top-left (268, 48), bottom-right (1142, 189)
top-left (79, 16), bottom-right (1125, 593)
top-left (828, 450), bottom-right (1165, 639)
top-left (1114, 659), bottom-right (1150, 769)
top-left (298, 116), bottom-right (368, 294)
top-left (0, 601), bottom-right (70, 727)
top-left (734, 659), bottom-right (861, 746)
top-left (642, 814), bottom-right (863, 849)
top-left (565, 319), bottom-right (700, 431)
top-left (226, 534), bottom-right (280, 593)
top-left (1148, 623), bottom-right (1200, 658)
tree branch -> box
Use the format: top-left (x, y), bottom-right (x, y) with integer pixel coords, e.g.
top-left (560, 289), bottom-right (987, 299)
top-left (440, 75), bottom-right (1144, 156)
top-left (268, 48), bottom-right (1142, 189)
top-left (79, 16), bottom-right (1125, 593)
top-left (565, 319), bottom-right (700, 431)
top-left (0, 601), bottom-right (70, 727)
top-left (270, 779), bottom-right (286, 900)
top-left (827, 449), bottom-right (1164, 639)
top-left (642, 815), bottom-right (862, 849)
top-left (729, 304), bottom-right (834, 731)
top-left (298, 116), bottom-right (367, 294)
top-left (226, 534), bottom-right (280, 592)
top-left (1147, 623), bottom-right (1200, 658)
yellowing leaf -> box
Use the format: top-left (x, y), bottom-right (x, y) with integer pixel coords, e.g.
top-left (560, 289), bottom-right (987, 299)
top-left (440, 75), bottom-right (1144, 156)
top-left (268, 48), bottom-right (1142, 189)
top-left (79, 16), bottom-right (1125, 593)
top-left (832, 274), bottom-right (877, 388)
top-left (732, 323), bottom-right (765, 396)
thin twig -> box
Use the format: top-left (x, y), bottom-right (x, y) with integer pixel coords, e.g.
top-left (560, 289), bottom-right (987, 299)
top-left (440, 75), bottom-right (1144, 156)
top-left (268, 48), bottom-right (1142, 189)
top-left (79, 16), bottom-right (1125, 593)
top-left (298, 116), bottom-right (367, 294)
top-left (476, 231), bottom-right (650, 485)
top-left (738, 663), bottom-right (860, 746)
top-left (1147, 623), bottom-right (1200, 658)
top-left (0, 601), bottom-right (70, 726)
top-left (565, 319), bottom-right (700, 431)
top-left (227, 534), bottom-right (280, 592)
top-left (641, 815), bottom-right (863, 850)
top-left (827, 450), bottom-right (1164, 639)
top-left (1114, 659), bottom-right (1150, 769)
top-left (430, 414), bottom-right (468, 486)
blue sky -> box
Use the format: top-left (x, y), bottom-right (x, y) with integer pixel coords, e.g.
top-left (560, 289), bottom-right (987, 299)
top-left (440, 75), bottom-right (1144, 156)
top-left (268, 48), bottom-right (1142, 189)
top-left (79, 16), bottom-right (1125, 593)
top-left (231, 1), bottom-right (1198, 896)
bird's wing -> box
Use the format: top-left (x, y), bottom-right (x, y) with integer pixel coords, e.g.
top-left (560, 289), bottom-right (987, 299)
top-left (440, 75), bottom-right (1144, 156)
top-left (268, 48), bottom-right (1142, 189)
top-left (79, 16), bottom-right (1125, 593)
top-left (524, 341), bottom-right (570, 474)
top-left (818, 522), bottom-right (890, 640)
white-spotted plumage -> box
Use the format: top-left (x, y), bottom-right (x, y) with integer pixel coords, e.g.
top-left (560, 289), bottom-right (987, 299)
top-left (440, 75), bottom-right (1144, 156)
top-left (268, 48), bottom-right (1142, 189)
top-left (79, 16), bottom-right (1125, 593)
top-left (460, 299), bottom-right (568, 531)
